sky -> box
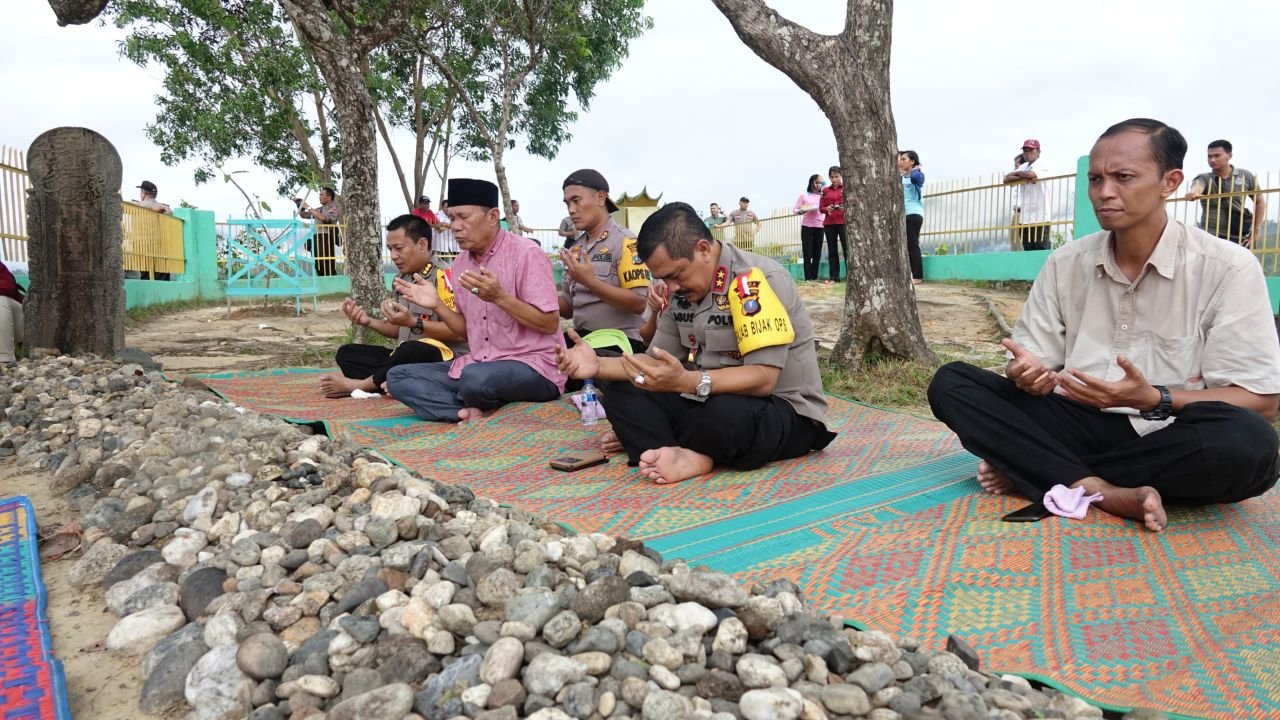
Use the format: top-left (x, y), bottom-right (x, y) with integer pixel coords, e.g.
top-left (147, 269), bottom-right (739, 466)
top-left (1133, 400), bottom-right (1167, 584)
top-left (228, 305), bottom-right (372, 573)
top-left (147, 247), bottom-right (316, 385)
top-left (4, 0), bottom-right (1280, 229)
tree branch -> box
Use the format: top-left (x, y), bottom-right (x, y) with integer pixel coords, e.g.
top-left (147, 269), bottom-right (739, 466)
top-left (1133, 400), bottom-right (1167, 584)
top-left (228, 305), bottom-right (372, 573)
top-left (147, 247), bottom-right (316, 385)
top-left (706, 0), bottom-right (838, 96)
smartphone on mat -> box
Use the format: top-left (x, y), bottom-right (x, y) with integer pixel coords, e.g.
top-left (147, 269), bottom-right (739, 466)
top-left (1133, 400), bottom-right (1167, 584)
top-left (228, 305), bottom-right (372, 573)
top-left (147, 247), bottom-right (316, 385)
top-left (1001, 501), bottom-right (1053, 523)
top-left (549, 451), bottom-right (608, 472)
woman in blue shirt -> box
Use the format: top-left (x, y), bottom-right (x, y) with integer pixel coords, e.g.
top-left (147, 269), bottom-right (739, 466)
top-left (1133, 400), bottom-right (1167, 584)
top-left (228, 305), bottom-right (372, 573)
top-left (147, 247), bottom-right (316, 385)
top-left (898, 150), bottom-right (925, 284)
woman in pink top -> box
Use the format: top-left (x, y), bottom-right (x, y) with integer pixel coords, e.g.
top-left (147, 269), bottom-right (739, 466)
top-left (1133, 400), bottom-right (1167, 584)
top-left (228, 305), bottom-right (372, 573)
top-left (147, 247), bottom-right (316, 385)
top-left (793, 174), bottom-right (826, 281)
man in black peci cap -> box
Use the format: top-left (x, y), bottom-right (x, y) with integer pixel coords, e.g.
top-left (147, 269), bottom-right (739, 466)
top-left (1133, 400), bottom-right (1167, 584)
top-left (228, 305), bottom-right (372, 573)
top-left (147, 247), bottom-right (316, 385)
top-left (386, 178), bottom-right (566, 422)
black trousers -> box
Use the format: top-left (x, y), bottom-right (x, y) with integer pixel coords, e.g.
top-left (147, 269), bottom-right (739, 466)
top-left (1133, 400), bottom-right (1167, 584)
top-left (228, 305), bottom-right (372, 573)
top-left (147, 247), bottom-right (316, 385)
top-left (335, 341), bottom-right (444, 391)
top-left (1019, 223), bottom-right (1051, 251)
top-left (600, 381), bottom-right (836, 468)
top-left (563, 330), bottom-right (648, 393)
top-left (905, 214), bottom-right (924, 280)
top-left (800, 226), bottom-right (825, 281)
top-left (311, 227), bottom-right (340, 276)
top-left (822, 224), bottom-right (845, 281)
top-left (927, 362), bottom-right (1279, 505)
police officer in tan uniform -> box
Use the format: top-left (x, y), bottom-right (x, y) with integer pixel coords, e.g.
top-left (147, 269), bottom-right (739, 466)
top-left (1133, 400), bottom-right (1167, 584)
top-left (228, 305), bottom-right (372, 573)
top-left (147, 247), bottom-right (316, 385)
top-left (320, 214), bottom-right (465, 398)
top-left (558, 202), bottom-right (836, 485)
top-left (558, 169), bottom-right (651, 353)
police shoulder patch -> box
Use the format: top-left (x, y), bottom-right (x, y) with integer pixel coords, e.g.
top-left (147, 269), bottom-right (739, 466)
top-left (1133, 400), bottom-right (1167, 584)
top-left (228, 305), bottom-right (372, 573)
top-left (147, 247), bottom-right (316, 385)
top-left (436, 267), bottom-right (457, 312)
top-left (728, 267), bottom-right (795, 355)
top-left (618, 236), bottom-right (650, 289)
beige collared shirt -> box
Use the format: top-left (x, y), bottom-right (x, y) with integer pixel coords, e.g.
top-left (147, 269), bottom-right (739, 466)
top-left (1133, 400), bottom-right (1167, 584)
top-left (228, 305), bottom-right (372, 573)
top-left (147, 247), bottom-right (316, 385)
top-left (1014, 219), bottom-right (1280, 435)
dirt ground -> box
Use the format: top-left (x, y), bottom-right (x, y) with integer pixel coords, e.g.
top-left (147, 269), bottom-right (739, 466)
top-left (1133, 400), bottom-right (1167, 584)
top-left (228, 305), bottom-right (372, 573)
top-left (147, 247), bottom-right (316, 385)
top-left (5, 281), bottom-right (1026, 717)
top-left (0, 464), bottom-right (151, 720)
top-left (130, 282), bottom-right (1028, 377)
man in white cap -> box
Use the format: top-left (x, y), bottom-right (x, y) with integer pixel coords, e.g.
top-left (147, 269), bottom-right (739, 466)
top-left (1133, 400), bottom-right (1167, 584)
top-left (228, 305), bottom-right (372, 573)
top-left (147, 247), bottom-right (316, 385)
top-left (1004, 139), bottom-right (1051, 250)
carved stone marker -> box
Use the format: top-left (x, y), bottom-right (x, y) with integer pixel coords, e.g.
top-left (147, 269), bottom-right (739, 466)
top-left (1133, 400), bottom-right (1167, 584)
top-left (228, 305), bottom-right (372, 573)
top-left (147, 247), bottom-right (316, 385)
top-left (25, 128), bottom-right (125, 356)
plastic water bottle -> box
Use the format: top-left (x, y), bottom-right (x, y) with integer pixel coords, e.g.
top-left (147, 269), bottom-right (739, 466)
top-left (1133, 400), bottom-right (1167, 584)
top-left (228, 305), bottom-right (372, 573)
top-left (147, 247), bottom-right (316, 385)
top-left (581, 379), bottom-right (600, 426)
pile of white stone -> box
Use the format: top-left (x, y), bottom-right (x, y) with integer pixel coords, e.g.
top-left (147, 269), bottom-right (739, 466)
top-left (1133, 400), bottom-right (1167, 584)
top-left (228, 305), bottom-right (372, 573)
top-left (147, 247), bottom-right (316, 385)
top-left (0, 356), bottom-right (1156, 720)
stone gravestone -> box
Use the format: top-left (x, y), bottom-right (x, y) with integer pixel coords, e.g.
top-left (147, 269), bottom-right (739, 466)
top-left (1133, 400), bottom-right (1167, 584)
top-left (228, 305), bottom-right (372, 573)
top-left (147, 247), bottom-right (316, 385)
top-left (25, 128), bottom-right (125, 356)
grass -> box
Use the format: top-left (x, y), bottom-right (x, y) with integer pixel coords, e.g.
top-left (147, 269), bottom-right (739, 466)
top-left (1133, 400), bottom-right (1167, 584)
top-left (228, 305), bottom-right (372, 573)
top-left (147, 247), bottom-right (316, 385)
top-left (819, 347), bottom-right (1007, 417)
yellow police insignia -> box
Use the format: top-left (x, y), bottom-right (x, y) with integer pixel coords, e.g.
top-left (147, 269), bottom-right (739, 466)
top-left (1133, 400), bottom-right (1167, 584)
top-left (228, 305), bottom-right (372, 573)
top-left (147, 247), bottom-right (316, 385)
top-left (437, 268), bottom-right (457, 312)
top-left (728, 268), bottom-right (794, 354)
top-left (618, 238), bottom-right (650, 289)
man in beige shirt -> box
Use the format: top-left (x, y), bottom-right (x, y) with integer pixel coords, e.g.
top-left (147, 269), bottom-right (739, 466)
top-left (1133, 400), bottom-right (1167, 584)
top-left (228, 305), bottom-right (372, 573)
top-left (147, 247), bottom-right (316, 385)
top-left (929, 118), bottom-right (1280, 532)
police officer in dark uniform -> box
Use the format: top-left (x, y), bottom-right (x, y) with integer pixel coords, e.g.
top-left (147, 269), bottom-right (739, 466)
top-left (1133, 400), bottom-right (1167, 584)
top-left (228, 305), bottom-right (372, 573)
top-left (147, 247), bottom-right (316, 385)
top-left (557, 202), bottom-right (836, 485)
top-left (321, 214), bottom-right (465, 397)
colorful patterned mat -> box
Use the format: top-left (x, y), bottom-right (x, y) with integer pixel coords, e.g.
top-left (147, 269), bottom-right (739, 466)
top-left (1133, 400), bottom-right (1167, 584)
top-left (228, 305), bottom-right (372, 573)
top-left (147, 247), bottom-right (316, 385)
top-left (199, 367), bottom-right (1278, 717)
top-left (710, 490), bottom-right (1280, 719)
top-left (0, 496), bottom-right (71, 720)
top-left (197, 368), bottom-right (968, 538)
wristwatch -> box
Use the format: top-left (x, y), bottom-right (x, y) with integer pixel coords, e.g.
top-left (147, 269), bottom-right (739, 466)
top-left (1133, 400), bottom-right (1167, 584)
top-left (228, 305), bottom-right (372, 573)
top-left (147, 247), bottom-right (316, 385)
top-left (695, 371), bottom-right (712, 398)
top-left (1139, 385), bottom-right (1173, 421)
top-left (411, 317), bottom-right (425, 335)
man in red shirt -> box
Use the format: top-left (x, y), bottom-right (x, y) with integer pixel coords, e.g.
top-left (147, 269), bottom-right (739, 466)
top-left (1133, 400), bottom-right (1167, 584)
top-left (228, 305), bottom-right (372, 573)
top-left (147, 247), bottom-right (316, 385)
top-left (0, 262), bottom-right (23, 363)
top-left (411, 195), bottom-right (439, 226)
top-left (819, 165), bottom-right (845, 283)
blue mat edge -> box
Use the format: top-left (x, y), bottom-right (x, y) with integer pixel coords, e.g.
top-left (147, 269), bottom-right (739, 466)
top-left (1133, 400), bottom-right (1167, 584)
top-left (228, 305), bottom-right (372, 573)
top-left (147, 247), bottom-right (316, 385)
top-left (0, 495), bottom-right (72, 720)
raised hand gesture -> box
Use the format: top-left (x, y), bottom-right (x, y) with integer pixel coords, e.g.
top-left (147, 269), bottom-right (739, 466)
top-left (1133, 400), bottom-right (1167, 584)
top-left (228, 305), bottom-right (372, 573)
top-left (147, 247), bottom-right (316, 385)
top-left (1057, 355), bottom-right (1160, 411)
top-left (1003, 338), bottom-right (1056, 396)
top-left (379, 300), bottom-right (413, 327)
top-left (646, 280), bottom-right (670, 314)
top-left (557, 329), bottom-right (600, 380)
top-left (458, 268), bottom-right (504, 303)
top-left (393, 274), bottom-right (439, 310)
top-left (559, 245), bottom-right (596, 286)
top-left (341, 297), bottom-right (371, 327)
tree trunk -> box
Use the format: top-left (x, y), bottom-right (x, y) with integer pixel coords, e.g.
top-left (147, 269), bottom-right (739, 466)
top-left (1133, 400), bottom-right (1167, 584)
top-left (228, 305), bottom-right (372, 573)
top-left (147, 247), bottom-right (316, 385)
top-left (709, 0), bottom-right (933, 367)
top-left (46, 0), bottom-right (109, 26)
top-left (278, 0), bottom-right (387, 335)
top-left (323, 67), bottom-right (384, 326)
top-left (492, 146), bottom-right (513, 229)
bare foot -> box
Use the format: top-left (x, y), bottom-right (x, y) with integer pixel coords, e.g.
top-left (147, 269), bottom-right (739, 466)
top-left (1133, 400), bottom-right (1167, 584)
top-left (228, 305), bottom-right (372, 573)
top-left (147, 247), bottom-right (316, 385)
top-left (319, 373), bottom-right (361, 399)
top-left (911, 278), bottom-right (923, 285)
top-left (637, 446), bottom-right (714, 485)
top-left (1073, 477), bottom-right (1167, 532)
top-left (457, 407), bottom-right (496, 423)
top-left (381, 381), bottom-right (395, 400)
top-left (599, 431), bottom-right (623, 455)
top-left (976, 460), bottom-right (1017, 495)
